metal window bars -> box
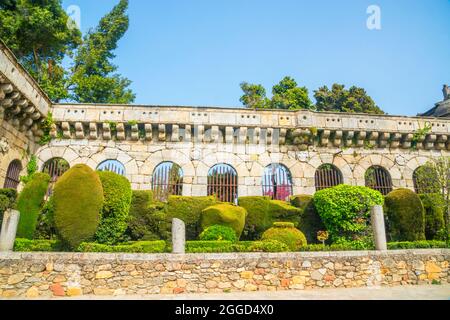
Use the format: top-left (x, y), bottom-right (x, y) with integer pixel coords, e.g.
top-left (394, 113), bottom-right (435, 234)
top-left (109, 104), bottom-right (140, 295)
top-left (3, 160), bottom-right (22, 189)
top-left (152, 162), bottom-right (183, 202)
top-left (315, 164), bottom-right (343, 191)
top-left (365, 165), bottom-right (393, 196)
top-left (207, 164), bottom-right (238, 204)
top-left (97, 159), bottom-right (125, 176)
top-left (42, 158), bottom-right (70, 198)
top-left (262, 163), bottom-right (293, 201)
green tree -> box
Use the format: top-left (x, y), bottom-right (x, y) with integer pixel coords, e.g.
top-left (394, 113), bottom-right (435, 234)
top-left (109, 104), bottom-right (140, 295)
top-left (0, 0), bottom-right (81, 101)
top-left (239, 82), bottom-right (270, 109)
top-left (271, 76), bottom-right (313, 110)
top-left (314, 84), bottom-right (384, 114)
top-left (70, 0), bottom-right (135, 103)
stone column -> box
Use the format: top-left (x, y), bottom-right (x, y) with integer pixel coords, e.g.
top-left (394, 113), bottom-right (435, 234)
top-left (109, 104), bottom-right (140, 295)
top-left (0, 209), bottom-right (20, 252)
top-left (172, 218), bottom-right (185, 254)
top-left (371, 205), bottom-right (387, 251)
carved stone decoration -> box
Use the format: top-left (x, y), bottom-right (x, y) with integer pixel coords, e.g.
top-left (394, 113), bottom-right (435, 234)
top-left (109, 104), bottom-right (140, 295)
top-left (395, 155), bottom-right (406, 166)
top-left (297, 151), bottom-right (309, 162)
top-left (0, 137), bottom-right (9, 153)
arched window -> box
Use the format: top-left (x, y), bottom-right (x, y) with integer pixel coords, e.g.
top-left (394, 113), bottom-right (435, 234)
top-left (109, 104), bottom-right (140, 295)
top-left (365, 165), bottom-right (393, 195)
top-left (208, 163), bottom-right (238, 203)
top-left (152, 162), bottom-right (183, 201)
top-left (42, 158), bottom-right (70, 197)
top-left (262, 163), bottom-right (293, 201)
top-left (3, 160), bottom-right (22, 189)
top-left (97, 159), bottom-right (125, 176)
top-left (315, 164), bottom-right (343, 191)
top-left (413, 166), bottom-right (439, 194)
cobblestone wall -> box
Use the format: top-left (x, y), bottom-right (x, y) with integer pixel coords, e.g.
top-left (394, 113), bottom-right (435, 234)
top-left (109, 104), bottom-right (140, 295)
top-left (0, 250), bottom-right (448, 298)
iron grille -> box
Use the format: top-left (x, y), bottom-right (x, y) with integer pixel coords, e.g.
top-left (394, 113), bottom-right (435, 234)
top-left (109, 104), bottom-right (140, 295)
top-left (42, 158), bottom-right (70, 197)
top-left (262, 163), bottom-right (293, 201)
top-left (97, 159), bottom-right (125, 175)
top-left (152, 162), bottom-right (183, 201)
top-left (207, 164), bottom-right (238, 203)
top-left (315, 164), bottom-right (343, 191)
top-left (365, 165), bottom-right (393, 196)
top-left (3, 160), bottom-right (22, 189)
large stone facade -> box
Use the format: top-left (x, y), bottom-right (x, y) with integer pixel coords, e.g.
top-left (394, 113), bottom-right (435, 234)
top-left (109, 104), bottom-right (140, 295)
top-left (1, 39), bottom-right (450, 195)
top-left (0, 250), bottom-right (448, 297)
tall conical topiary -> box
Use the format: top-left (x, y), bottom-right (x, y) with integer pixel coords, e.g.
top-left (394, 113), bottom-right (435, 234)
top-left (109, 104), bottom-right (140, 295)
top-left (53, 164), bottom-right (103, 248)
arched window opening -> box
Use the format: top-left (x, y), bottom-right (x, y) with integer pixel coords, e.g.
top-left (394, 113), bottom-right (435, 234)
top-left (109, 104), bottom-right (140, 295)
top-left (413, 166), bottom-right (439, 194)
top-left (315, 164), bottom-right (343, 191)
top-left (207, 164), bottom-right (238, 203)
top-left (97, 159), bottom-right (125, 176)
top-left (152, 162), bottom-right (183, 201)
top-left (42, 158), bottom-right (70, 197)
top-left (3, 160), bottom-right (22, 189)
top-left (365, 165), bottom-right (393, 196)
top-left (262, 163), bottom-right (293, 201)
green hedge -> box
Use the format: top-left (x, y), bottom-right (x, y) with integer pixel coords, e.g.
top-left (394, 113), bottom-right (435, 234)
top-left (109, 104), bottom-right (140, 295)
top-left (261, 222), bottom-right (307, 251)
top-left (313, 185), bottom-right (384, 241)
top-left (14, 238), bottom-right (63, 252)
top-left (419, 193), bottom-right (447, 240)
top-left (238, 196), bottom-right (301, 240)
top-left (165, 196), bottom-right (219, 239)
top-left (186, 240), bottom-right (235, 253)
top-left (77, 241), bottom-right (166, 253)
top-left (16, 173), bottom-right (50, 239)
top-left (387, 240), bottom-right (448, 250)
top-left (199, 225), bottom-right (237, 242)
top-left (95, 171), bottom-right (132, 244)
top-left (126, 190), bottom-right (169, 241)
top-left (54, 164), bottom-right (104, 249)
top-left (290, 195), bottom-right (325, 244)
top-left (384, 188), bottom-right (426, 241)
top-left (200, 204), bottom-right (247, 239)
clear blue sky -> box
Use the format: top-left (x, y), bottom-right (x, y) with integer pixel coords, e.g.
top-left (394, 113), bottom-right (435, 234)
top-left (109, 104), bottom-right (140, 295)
top-left (61, 0), bottom-right (450, 116)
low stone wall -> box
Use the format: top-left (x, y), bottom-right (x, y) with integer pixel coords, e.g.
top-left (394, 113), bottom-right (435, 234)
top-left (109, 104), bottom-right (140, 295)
top-left (0, 249), bottom-right (448, 298)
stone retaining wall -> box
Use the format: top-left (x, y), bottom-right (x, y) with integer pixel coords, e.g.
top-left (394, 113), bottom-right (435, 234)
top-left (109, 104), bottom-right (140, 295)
top-left (0, 249), bottom-right (448, 298)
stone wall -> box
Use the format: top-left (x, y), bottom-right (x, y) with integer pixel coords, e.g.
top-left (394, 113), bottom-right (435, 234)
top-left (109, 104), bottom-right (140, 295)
top-left (0, 250), bottom-right (448, 298)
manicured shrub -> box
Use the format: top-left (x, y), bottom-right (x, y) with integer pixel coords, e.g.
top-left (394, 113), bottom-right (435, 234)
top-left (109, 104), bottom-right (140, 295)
top-left (186, 240), bottom-right (235, 253)
top-left (247, 239), bottom-right (289, 252)
top-left (261, 222), bottom-right (307, 251)
top-left (95, 171), bottom-right (132, 244)
top-left (165, 196), bottom-right (219, 239)
top-left (16, 173), bottom-right (50, 239)
top-left (387, 240), bottom-right (448, 250)
top-left (384, 188), bottom-right (426, 241)
top-left (313, 185), bottom-right (384, 241)
top-left (14, 238), bottom-right (63, 252)
top-left (419, 193), bottom-right (447, 240)
top-left (34, 196), bottom-right (57, 239)
top-left (238, 196), bottom-right (301, 240)
top-left (199, 225), bottom-right (237, 242)
top-left (200, 204), bottom-right (247, 239)
top-left (77, 240), bottom-right (166, 253)
top-left (53, 164), bottom-right (104, 249)
top-left (290, 194), bottom-right (325, 244)
top-left (126, 190), bottom-right (170, 241)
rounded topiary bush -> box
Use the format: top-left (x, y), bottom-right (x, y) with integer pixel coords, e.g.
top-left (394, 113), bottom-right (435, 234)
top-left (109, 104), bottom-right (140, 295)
top-left (261, 222), bottom-right (307, 251)
top-left (290, 194), bottom-right (325, 244)
top-left (201, 203), bottom-right (247, 239)
top-left (16, 173), bottom-right (50, 239)
top-left (384, 188), bottom-right (425, 241)
top-left (419, 193), bottom-right (446, 240)
top-left (313, 184), bottom-right (384, 241)
top-left (199, 225), bottom-right (237, 242)
top-left (53, 164), bottom-right (103, 248)
top-left (95, 171), bottom-right (132, 244)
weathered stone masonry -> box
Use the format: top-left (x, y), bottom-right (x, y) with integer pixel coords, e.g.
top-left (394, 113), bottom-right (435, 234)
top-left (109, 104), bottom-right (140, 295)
top-left (0, 250), bottom-right (448, 297)
top-left (1, 40), bottom-right (450, 196)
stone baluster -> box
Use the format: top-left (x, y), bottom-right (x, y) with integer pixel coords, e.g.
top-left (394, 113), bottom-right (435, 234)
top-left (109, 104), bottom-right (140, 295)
top-left (131, 124), bottom-right (139, 141)
top-left (266, 128), bottom-right (273, 145)
top-left (144, 124), bottom-right (152, 141)
top-left (344, 131), bottom-right (354, 147)
top-left (158, 124), bottom-right (166, 141)
top-left (367, 131), bottom-right (379, 147)
top-left (75, 122), bottom-right (84, 139)
top-left (116, 123), bottom-right (125, 140)
top-left (0, 84), bottom-right (13, 95)
top-left (378, 132), bottom-right (390, 148)
top-left (171, 124), bottom-right (180, 142)
top-left (333, 130), bottom-right (343, 147)
top-left (279, 128), bottom-right (287, 145)
top-left (320, 130), bottom-right (331, 146)
top-left (225, 126), bottom-right (234, 144)
top-left (89, 122), bottom-right (98, 140)
top-left (102, 122), bottom-right (111, 140)
top-left (355, 131), bottom-right (367, 147)
top-left (254, 127), bottom-right (261, 145)
top-left (238, 127), bottom-right (248, 144)
top-left (424, 134), bottom-right (436, 150)
top-left (61, 122), bottom-right (71, 139)
top-left (398, 133), bottom-right (410, 148)
top-left (210, 125), bottom-right (219, 143)
top-left (436, 135), bottom-right (447, 150)
top-left (184, 125), bottom-right (191, 142)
